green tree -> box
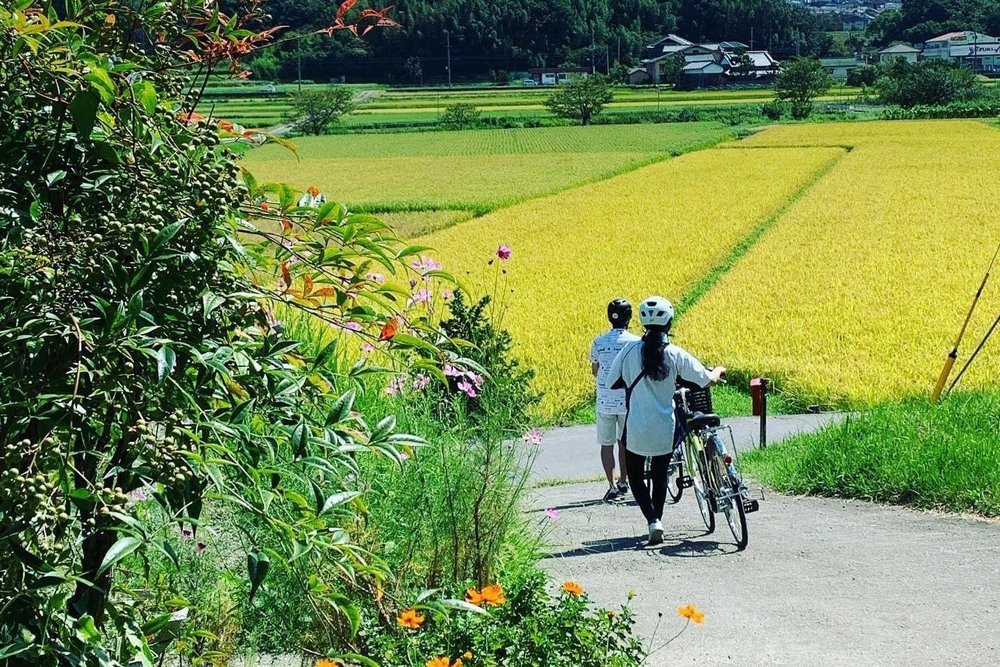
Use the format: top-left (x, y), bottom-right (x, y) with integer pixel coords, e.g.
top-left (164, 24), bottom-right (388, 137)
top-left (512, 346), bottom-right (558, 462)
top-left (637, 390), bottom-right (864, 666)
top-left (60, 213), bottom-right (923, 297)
top-left (545, 75), bottom-right (615, 125)
top-left (876, 58), bottom-right (982, 107)
top-left (775, 58), bottom-right (832, 119)
top-left (440, 103), bottom-right (482, 130)
top-left (290, 87), bottom-right (355, 134)
top-left (404, 55), bottom-right (424, 84)
top-left (0, 2), bottom-right (448, 663)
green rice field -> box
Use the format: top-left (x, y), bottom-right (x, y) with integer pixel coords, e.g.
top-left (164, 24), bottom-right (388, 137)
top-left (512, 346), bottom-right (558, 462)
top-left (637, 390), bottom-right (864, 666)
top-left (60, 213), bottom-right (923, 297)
top-left (242, 122), bottom-right (733, 215)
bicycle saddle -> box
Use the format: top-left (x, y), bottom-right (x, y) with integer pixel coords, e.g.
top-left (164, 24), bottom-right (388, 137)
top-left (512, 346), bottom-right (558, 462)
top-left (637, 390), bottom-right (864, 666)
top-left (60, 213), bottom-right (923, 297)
top-left (686, 411), bottom-right (721, 431)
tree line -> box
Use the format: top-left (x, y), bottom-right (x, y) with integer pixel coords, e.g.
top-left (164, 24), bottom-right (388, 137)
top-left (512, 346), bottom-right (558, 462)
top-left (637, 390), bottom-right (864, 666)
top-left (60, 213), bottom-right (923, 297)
top-left (235, 0), bottom-right (833, 83)
top-left (867, 0), bottom-right (1000, 46)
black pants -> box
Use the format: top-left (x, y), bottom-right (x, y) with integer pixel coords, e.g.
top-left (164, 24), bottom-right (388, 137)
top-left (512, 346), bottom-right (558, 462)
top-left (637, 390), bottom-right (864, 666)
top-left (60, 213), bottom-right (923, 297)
top-left (625, 449), bottom-right (670, 523)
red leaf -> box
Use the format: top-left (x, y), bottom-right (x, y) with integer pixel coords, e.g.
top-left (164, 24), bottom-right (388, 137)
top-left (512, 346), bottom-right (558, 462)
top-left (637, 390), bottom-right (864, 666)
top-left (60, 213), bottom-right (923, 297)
top-left (282, 218), bottom-right (293, 232)
top-left (280, 262), bottom-right (292, 289)
top-left (303, 275), bottom-right (314, 297)
top-left (337, 0), bottom-right (359, 20)
top-left (379, 316), bottom-right (400, 341)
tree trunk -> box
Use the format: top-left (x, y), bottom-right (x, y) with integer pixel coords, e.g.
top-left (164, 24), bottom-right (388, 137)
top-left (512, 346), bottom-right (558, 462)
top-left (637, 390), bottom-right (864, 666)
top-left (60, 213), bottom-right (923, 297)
top-left (69, 528), bottom-right (116, 625)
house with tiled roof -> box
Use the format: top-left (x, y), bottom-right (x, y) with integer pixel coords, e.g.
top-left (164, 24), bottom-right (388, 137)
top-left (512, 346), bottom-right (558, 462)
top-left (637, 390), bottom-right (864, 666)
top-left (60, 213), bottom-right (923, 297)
top-left (640, 34), bottom-right (778, 87)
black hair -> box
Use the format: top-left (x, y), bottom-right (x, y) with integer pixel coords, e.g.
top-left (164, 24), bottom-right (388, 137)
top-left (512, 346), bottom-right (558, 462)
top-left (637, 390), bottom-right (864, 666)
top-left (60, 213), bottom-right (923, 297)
top-left (641, 324), bottom-right (670, 381)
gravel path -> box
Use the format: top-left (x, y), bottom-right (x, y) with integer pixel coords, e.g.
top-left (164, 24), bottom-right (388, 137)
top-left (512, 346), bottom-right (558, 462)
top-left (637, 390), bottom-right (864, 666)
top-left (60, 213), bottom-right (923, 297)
top-left (528, 416), bottom-right (1000, 666)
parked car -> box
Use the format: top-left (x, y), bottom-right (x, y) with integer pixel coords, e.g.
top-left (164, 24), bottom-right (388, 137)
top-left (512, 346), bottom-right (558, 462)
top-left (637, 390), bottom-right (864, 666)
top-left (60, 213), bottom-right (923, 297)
top-left (521, 78), bottom-right (538, 87)
top-left (259, 83), bottom-right (277, 94)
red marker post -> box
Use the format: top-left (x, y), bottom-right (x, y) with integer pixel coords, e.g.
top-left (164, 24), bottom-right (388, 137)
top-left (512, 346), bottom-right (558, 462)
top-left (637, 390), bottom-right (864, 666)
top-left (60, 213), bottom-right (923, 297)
top-left (751, 378), bottom-right (768, 448)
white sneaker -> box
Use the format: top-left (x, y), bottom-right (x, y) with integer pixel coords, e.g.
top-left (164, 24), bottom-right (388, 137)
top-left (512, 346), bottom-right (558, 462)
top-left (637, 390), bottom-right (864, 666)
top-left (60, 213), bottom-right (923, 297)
top-left (648, 519), bottom-right (664, 545)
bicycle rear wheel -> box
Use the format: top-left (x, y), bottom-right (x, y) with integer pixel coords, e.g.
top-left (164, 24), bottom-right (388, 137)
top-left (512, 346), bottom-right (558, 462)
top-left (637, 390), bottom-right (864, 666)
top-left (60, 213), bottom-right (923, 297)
top-left (715, 461), bottom-right (750, 551)
top-left (688, 446), bottom-right (715, 533)
top-left (722, 477), bottom-right (748, 550)
top-left (666, 459), bottom-right (683, 503)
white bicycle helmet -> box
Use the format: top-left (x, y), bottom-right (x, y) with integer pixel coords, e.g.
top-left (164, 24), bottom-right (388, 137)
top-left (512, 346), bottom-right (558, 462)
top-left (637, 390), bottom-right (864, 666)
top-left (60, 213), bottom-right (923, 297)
top-left (638, 296), bottom-right (674, 327)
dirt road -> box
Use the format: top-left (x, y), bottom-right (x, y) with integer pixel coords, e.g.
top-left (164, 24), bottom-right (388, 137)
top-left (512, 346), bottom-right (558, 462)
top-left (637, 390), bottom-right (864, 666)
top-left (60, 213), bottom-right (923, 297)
top-left (529, 418), bottom-right (1000, 666)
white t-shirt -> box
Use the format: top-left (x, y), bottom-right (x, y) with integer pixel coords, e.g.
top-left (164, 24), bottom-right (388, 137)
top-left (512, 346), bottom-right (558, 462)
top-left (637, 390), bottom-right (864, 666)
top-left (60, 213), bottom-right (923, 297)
top-left (606, 340), bottom-right (713, 457)
top-left (589, 328), bottom-right (640, 415)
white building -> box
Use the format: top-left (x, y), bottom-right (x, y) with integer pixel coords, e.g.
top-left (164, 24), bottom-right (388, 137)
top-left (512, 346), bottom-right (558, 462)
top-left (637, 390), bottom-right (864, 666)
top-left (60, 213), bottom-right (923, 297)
top-left (921, 31), bottom-right (1000, 72)
top-left (878, 44), bottom-right (920, 63)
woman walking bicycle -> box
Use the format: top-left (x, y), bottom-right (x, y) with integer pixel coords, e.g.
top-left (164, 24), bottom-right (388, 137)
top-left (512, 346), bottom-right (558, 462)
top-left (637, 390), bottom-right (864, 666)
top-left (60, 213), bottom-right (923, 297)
top-left (607, 296), bottom-right (725, 545)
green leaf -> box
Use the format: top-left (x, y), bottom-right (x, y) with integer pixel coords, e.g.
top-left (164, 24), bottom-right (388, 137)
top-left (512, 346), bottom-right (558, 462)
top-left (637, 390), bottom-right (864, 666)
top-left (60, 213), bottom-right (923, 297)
top-left (321, 491), bottom-right (360, 515)
top-left (126, 290), bottom-right (143, 318)
top-left (134, 81), bottom-right (158, 114)
top-left (326, 389), bottom-right (355, 426)
top-left (290, 419), bottom-right (308, 457)
top-left (338, 655), bottom-right (380, 667)
top-left (85, 67), bottom-right (116, 104)
top-left (96, 536), bottom-right (142, 577)
top-left (156, 346), bottom-right (176, 384)
top-left (202, 293), bottom-right (226, 318)
top-left (68, 90), bottom-right (100, 139)
top-left (75, 615), bottom-right (101, 643)
top-left (151, 220), bottom-right (183, 251)
top-left (370, 415), bottom-right (396, 443)
top-left (45, 170), bottom-right (67, 187)
top-left (440, 598), bottom-right (490, 615)
top-left (247, 551), bottom-right (271, 603)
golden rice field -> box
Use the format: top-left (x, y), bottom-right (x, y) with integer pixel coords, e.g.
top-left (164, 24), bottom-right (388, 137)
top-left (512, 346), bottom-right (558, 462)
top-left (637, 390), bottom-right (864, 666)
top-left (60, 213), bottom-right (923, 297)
top-left (680, 120), bottom-right (1000, 406)
top-left (419, 146), bottom-right (844, 418)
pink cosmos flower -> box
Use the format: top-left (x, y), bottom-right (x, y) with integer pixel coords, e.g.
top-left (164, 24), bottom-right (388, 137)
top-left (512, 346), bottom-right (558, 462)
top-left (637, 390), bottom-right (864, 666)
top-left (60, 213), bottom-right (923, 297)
top-left (366, 272), bottom-right (385, 285)
top-left (128, 488), bottom-right (148, 502)
top-left (408, 288), bottom-right (432, 306)
top-left (361, 341), bottom-right (376, 354)
top-left (410, 256), bottom-right (442, 274)
top-left (469, 373), bottom-right (485, 389)
top-left (412, 374), bottom-right (431, 392)
top-left (339, 321), bottom-right (362, 332)
top-left (522, 429), bottom-right (544, 445)
top-left (443, 365), bottom-right (461, 378)
top-left (497, 245), bottom-right (512, 260)
top-left (442, 289), bottom-right (454, 300)
top-left (544, 508), bottom-right (560, 520)
top-left (457, 380), bottom-right (478, 398)
top-left (385, 375), bottom-right (407, 396)
top-left (400, 450), bottom-right (411, 461)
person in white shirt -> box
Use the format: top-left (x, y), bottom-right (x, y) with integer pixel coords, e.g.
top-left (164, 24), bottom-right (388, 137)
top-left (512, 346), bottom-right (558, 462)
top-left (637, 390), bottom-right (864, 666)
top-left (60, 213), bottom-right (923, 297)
top-left (589, 299), bottom-right (640, 502)
top-left (607, 296), bottom-right (725, 545)
top-left (297, 185), bottom-right (326, 209)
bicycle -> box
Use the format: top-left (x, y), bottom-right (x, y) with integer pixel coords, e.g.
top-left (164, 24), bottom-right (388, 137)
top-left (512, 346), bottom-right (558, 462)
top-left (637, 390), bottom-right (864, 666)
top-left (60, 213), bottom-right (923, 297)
top-left (672, 385), bottom-right (758, 550)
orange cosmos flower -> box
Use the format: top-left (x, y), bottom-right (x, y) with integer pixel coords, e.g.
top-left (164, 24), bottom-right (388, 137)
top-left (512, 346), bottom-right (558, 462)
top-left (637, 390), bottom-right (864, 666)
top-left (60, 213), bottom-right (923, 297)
top-left (480, 583), bottom-right (506, 606)
top-left (315, 659), bottom-right (342, 667)
top-left (678, 604), bottom-right (705, 624)
top-left (397, 608), bottom-right (425, 630)
top-left (465, 587), bottom-right (484, 606)
top-left (562, 581), bottom-right (584, 597)
top-left (425, 658), bottom-right (462, 667)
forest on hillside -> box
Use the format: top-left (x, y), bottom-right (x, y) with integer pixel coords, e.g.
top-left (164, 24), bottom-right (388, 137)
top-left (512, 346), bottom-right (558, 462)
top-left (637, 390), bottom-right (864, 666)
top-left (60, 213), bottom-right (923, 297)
top-left (221, 0), bottom-right (1000, 83)
top-left (232, 0), bottom-right (832, 83)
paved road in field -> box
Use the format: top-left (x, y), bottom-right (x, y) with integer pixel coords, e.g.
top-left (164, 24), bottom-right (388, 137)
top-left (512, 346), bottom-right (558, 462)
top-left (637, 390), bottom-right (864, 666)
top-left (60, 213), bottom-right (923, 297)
top-left (528, 415), bottom-right (1000, 666)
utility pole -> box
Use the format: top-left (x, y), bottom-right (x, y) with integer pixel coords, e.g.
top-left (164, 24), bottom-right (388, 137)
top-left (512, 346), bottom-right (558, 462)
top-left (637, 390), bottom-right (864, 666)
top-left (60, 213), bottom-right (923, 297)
top-left (606, 45), bottom-right (610, 75)
top-left (446, 30), bottom-right (452, 87)
top-left (297, 51), bottom-right (302, 93)
top-left (591, 27), bottom-right (596, 74)
top-left (617, 34), bottom-right (621, 64)
top-left (750, 26), bottom-right (754, 51)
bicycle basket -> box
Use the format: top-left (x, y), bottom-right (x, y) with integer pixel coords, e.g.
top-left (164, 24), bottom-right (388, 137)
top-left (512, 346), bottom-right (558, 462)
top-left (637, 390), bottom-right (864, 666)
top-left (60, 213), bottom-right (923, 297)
top-left (684, 386), bottom-right (714, 414)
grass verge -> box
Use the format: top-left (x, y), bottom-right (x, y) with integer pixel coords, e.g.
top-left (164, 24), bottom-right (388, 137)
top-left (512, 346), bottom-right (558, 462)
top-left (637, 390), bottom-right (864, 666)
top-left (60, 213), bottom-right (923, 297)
top-left (743, 390), bottom-right (1000, 516)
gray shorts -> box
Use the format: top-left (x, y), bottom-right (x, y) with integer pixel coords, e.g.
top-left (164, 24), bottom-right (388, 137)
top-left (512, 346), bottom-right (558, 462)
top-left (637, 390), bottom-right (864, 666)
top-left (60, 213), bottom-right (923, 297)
top-left (596, 413), bottom-right (626, 446)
